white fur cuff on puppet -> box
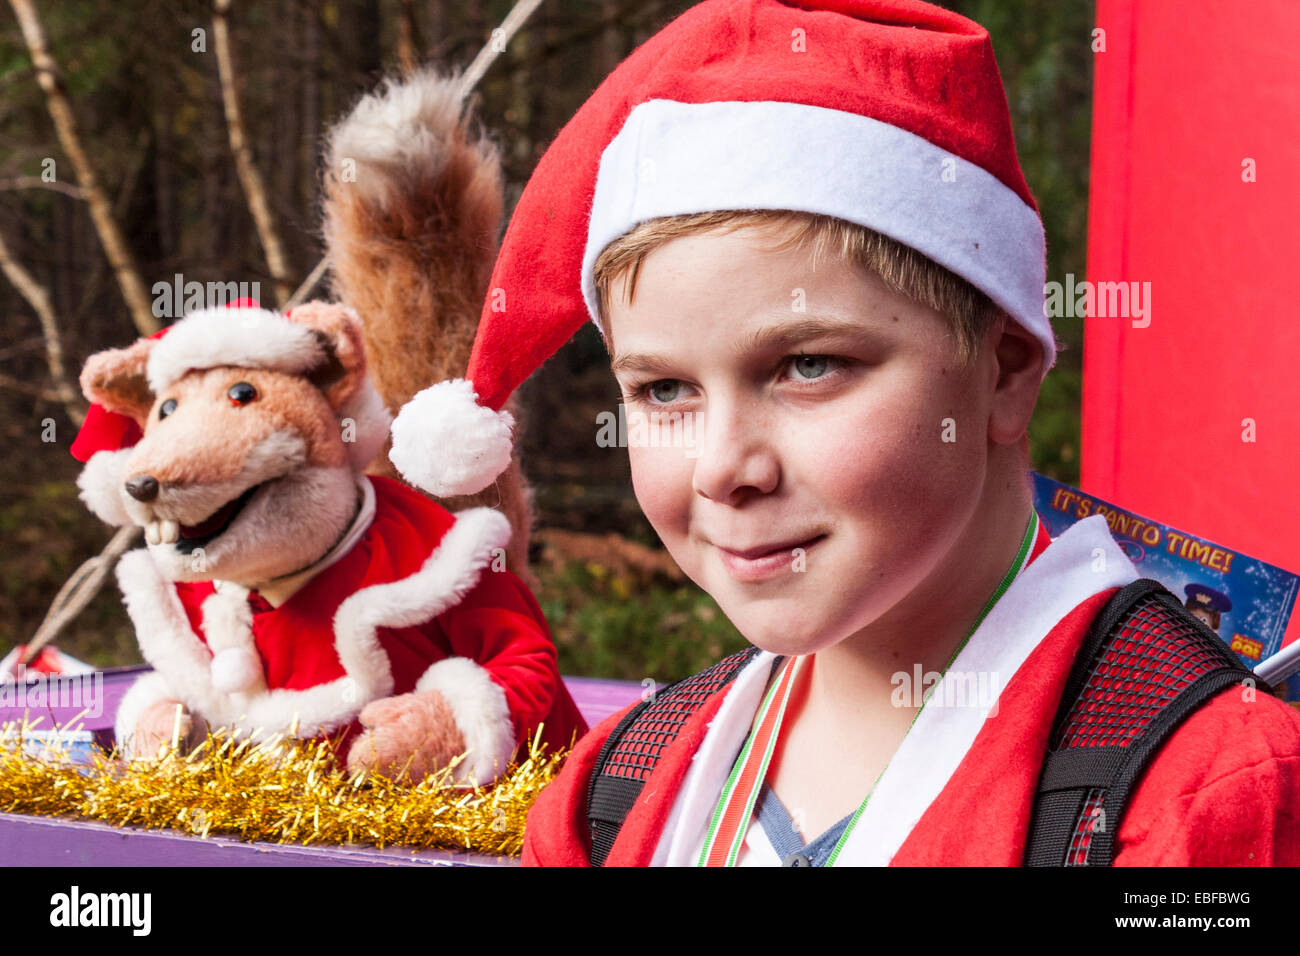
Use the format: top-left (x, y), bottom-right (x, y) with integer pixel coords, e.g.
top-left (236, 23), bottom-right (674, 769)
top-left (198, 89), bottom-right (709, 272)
top-left (113, 671), bottom-right (179, 759)
top-left (415, 657), bottom-right (516, 787)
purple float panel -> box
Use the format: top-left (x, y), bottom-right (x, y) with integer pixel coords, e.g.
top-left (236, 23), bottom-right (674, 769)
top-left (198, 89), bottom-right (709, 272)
top-left (562, 675), bottom-right (651, 727)
top-left (0, 668), bottom-right (646, 866)
top-left (0, 665), bottom-right (140, 751)
top-left (0, 813), bottom-right (514, 867)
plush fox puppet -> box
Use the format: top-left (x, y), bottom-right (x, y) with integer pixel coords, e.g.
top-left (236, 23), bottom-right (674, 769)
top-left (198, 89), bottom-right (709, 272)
top-left (75, 302), bottom-right (584, 783)
top-left (71, 69), bottom-right (587, 783)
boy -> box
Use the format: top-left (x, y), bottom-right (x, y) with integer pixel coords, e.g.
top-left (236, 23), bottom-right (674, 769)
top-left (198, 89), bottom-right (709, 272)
top-left (389, 0), bottom-right (1300, 864)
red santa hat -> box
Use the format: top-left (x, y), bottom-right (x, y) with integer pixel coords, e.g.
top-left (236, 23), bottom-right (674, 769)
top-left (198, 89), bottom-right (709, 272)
top-left (389, 0), bottom-right (1052, 499)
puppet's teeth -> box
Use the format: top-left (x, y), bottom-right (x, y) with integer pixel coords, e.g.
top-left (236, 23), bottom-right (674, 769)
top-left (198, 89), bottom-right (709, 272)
top-left (159, 520), bottom-right (179, 544)
top-left (145, 521), bottom-right (162, 545)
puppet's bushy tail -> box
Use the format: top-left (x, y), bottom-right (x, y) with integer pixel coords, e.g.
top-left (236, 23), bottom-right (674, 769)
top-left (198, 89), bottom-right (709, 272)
top-left (322, 69), bottom-right (536, 583)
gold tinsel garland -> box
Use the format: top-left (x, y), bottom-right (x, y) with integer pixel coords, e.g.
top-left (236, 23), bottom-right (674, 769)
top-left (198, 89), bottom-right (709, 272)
top-left (0, 719), bottom-right (566, 857)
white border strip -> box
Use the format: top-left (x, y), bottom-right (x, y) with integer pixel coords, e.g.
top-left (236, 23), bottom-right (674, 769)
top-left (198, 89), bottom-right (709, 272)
top-left (582, 98), bottom-right (1052, 371)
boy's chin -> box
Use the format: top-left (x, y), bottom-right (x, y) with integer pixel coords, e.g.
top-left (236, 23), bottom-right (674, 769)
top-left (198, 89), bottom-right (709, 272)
top-left (745, 638), bottom-right (823, 659)
top-left (724, 613), bottom-right (835, 659)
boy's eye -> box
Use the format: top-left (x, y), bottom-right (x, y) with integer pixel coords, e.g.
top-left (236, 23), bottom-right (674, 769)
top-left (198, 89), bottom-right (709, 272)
top-left (646, 380), bottom-right (683, 404)
top-left (624, 355), bottom-right (847, 405)
top-left (159, 399), bottom-right (177, 420)
top-left (787, 354), bottom-right (840, 381)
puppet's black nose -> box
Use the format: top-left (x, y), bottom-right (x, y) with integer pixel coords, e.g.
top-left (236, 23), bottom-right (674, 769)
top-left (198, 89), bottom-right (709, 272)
top-left (125, 475), bottom-right (159, 502)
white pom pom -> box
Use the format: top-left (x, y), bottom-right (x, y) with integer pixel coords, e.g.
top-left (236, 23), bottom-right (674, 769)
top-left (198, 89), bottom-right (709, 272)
top-left (389, 379), bottom-right (514, 497)
top-left (211, 647), bottom-right (263, 693)
top-left (76, 449), bottom-right (134, 526)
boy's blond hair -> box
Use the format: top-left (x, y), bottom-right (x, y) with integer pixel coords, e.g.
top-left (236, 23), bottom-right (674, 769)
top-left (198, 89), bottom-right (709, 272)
top-left (592, 210), bottom-right (1003, 362)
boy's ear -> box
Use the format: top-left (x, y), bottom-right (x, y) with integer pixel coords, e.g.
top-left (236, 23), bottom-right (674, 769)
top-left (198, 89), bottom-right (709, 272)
top-left (80, 338), bottom-right (156, 424)
top-left (283, 301), bottom-right (368, 411)
top-left (987, 315), bottom-right (1044, 446)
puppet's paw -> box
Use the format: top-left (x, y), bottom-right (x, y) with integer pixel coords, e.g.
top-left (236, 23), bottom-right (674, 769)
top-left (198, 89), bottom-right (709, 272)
top-left (346, 690), bottom-right (468, 783)
top-left (131, 699), bottom-right (206, 758)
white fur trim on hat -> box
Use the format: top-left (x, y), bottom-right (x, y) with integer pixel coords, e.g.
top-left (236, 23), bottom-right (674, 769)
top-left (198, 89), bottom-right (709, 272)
top-left (582, 99), bottom-right (1055, 373)
top-left (414, 656), bottom-right (516, 786)
top-left (388, 378), bottom-right (515, 497)
top-left (76, 448), bottom-right (134, 526)
top-left (146, 307), bottom-right (327, 393)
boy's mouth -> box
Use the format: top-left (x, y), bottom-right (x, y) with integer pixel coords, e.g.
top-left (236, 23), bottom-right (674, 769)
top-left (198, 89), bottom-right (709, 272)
top-left (715, 533), bottom-right (827, 583)
top-left (144, 482), bottom-right (266, 552)
top-left (717, 534), bottom-right (827, 561)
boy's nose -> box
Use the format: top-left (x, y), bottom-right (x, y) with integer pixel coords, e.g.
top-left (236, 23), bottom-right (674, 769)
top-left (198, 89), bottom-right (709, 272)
top-left (690, 405), bottom-right (779, 504)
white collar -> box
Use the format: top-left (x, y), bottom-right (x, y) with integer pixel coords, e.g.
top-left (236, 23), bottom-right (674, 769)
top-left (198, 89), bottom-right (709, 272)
top-left (655, 648), bottom-right (780, 866)
top-left (213, 474), bottom-right (376, 609)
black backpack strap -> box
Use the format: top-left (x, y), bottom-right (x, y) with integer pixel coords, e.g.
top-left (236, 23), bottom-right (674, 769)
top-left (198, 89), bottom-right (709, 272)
top-left (1025, 578), bottom-right (1265, 866)
top-left (585, 645), bottom-right (767, 866)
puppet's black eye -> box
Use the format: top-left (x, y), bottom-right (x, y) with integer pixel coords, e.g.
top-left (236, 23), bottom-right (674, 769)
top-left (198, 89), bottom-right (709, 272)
top-left (228, 382), bottom-right (258, 406)
top-left (159, 399), bottom-right (177, 420)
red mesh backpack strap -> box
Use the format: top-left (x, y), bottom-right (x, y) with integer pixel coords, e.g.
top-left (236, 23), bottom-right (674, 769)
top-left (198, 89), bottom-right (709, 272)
top-left (1024, 578), bottom-right (1264, 866)
top-left (585, 646), bottom-right (767, 867)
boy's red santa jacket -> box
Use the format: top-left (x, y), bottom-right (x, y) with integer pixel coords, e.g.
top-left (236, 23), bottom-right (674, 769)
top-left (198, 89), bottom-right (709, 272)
top-left (113, 474), bottom-right (586, 784)
top-left (522, 515), bottom-right (1300, 865)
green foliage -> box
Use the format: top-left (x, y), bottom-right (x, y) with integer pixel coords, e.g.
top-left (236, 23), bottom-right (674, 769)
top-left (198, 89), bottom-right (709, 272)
top-left (535, 560), bottom-right (749, 685)
top-left (1030, 363), bottom-right (1082, 483)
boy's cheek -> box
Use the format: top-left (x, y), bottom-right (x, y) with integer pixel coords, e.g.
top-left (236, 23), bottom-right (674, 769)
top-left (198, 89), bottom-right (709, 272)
top-left (818, 414), bottom-right (984, 531)
top-left (628, 445), bottom-right (693, 536)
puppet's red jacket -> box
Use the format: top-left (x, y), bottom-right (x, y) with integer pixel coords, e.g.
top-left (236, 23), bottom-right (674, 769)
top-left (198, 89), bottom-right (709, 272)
top-left (113, 474), bottom-right (586, 783)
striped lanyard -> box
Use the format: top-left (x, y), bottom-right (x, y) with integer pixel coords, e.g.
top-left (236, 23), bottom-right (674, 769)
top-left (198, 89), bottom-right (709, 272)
top-left (697, 509), bottom-right (1045, 867)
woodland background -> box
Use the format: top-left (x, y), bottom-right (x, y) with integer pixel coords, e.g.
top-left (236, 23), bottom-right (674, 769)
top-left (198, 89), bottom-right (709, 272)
top-left (0, 0), bottom-right (1095, 682)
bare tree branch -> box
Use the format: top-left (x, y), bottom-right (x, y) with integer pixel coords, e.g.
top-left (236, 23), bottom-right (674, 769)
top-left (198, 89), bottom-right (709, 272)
top-left (70, 128), bottom-right (153, 326)
top-left (0, 371), bottom-right (64, 401)
top-left (285, 254), bottom-right (330, 310)
top-left (398, 0), bottom-right (421, 76)
top-left (0, 176), bottom-right (85, 199)
top-left (0, 334), bottom-right (46, 362)
top-left (212, 0), bottom-right (294, 306)
top-left (0, 227), bottom-right (87, 425)
top-left (7, 0), bottom-right (161, 336)
top-left (23, 525), bottom-right (142, 665)
top-left (457, 0), bottom-right (546, 102)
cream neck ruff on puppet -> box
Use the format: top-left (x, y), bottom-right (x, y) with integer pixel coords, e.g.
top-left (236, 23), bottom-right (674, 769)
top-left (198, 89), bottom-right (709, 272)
top-left (211, 473), bottom-right (374, 610)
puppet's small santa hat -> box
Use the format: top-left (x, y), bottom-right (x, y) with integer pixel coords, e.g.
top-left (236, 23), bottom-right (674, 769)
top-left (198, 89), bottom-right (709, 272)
top-left (389, 0), bottom-right (1052, 499)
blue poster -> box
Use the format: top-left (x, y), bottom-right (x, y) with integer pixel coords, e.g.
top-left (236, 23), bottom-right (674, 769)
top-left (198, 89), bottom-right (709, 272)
top-left (1031, 473), bottom-right (1300, 694)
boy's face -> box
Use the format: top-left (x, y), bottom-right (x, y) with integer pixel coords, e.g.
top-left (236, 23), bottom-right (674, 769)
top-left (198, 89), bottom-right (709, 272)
top-left (606, 225), bottom-right (1007, 658)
